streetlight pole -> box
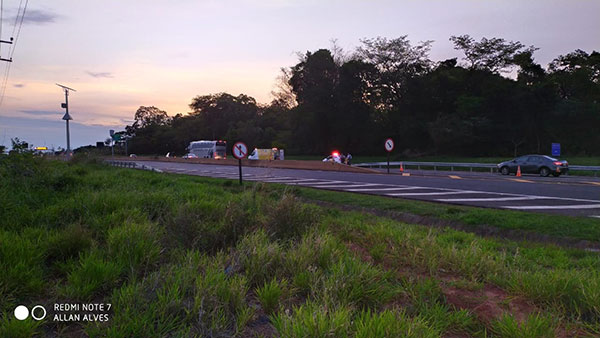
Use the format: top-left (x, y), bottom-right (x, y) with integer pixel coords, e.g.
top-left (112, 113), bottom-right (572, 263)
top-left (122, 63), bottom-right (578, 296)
top-left (57, 83), bottom-right (76, 157)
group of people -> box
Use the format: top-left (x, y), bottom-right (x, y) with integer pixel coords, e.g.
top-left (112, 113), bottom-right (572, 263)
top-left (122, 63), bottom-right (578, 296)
top-left (340, 152), bottom-right (352, 165)
top-left (323, 152), bottom-right (352, 165)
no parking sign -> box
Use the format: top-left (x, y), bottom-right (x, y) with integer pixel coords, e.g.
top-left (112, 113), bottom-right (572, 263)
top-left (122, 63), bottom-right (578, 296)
top-left (232, 142), bottom-right (248, 185)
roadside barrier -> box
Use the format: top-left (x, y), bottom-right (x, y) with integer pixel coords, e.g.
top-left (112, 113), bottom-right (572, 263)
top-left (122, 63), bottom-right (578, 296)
top-left (105, 160), bottom-right (163, 173)
top-left (354, 161), bottom-right (600, 176)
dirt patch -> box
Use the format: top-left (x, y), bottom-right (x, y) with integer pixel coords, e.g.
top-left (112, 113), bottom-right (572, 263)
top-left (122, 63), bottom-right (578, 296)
top-left (306, 199), bottom-right (600, 251)
top-left (443, 284), bottom-right (536, 324)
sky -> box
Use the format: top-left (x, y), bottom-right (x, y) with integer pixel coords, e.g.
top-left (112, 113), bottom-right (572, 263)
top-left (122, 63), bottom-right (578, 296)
top-left (0, 0), bottom-right (598, 150)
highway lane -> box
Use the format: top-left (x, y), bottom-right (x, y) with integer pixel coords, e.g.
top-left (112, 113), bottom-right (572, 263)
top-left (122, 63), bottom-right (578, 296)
top-left (134, 161), bottom-right (600, 218)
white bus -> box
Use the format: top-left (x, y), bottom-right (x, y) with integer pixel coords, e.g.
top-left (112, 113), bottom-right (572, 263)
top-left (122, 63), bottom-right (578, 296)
top-left (187, 140), bottom-right (227, 159)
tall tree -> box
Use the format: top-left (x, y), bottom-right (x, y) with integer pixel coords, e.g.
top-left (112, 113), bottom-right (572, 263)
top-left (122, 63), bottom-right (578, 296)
top-left (450, 35), bottom-right (537, 73)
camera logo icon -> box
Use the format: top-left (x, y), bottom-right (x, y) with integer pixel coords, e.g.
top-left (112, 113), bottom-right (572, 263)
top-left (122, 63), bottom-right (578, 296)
top-left (14, 305), bottom-right (46, 321)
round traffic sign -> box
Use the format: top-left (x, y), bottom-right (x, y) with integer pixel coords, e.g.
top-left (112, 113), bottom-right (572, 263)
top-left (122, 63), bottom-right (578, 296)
top-left (232, 142), bottom-right (248, 159)
top-left (384, 138), bottom-right (394, 152)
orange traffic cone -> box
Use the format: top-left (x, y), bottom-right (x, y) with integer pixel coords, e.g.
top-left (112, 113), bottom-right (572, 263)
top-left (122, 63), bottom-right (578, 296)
top-left (516, 165), bottom-right (522, 177)
top-left (399, 162), bottom-right (404, 172)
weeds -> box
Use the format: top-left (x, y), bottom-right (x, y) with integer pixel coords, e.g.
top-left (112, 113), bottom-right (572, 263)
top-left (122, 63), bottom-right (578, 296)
top-left (490, 313), bottom-right (557, 338)
top-left (256, 278), bottom-right (287, 315)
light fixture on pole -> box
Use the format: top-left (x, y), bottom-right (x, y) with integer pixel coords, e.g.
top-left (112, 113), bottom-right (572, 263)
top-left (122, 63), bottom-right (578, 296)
top-left (56, 83), bottom-right (76, 156)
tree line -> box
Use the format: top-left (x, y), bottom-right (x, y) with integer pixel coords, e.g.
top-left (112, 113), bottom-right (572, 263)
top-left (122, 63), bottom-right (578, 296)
top-left (123, 35), bottom-right (600, 158)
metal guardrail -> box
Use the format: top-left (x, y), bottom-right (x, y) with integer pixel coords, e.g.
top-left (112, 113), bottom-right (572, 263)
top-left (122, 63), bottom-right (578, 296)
top-left (354, 161), bottom-right (600, 176)
top-left (105, 160), bottom-right (163, 173)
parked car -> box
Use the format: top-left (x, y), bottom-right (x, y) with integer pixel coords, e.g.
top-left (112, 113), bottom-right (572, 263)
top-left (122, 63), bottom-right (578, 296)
top-left (497, 155), bottom-right (568, 177)
top-left (129, 154), bottom-right (137, 158)
top-left (182, 153), bottom-right (199, 159)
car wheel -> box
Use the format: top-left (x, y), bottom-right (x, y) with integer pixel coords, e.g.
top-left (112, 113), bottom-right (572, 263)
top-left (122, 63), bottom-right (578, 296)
top-left (539, 167), bottom-right (550, 177)
top-left (501, 166), bottom-right (510, 175)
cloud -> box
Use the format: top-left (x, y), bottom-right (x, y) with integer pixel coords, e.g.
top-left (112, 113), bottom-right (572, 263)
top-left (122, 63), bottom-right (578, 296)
top-left (14, 9), bottom-right (60, 25)
top-left (13, 84), bottom-right (25, 88)
top-left (86, 71), bottom-right (114, 79)
top-left (20, 110), bottom-right (62, 116)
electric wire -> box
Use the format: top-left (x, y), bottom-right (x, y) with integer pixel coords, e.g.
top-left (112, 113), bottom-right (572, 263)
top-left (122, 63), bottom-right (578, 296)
top-left (0, 0), bottom-right (28, 109)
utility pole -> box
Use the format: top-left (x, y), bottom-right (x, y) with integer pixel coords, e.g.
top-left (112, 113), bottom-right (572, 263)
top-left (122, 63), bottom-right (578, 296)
top-left (56, 83), bottom-right (76, 156)
top-left (0, 37), bottom-right (13, 63)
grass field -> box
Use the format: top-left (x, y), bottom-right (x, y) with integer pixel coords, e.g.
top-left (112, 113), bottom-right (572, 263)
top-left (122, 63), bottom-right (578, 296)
top-left (1, 154), bottom-right (599, 337)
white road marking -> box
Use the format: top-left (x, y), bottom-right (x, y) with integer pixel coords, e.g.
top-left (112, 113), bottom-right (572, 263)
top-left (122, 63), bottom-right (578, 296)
top-left (318, 183), bottom-right (380, 188)
top-left (504, 204), bottom-right (600, 210)
top-left (437, 196), bottom-right (543, 202)
top-left (591, 216), bottom-right (600, 218)
top-left (345, 187), bottom-right (419, 192)
top-left (387, 191), bottom-right (476, 196)
top-left (296, 180), bottom-right (347, 186)
top-left (262, 178), bottom-right (320, 183)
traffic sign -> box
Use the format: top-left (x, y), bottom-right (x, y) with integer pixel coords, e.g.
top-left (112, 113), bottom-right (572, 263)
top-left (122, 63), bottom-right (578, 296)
top-left (384, 138), bottom-right (394, 152)
top-left (552, 143), bottom-right (561, 157)
top-left (232, 142), bottom-right (248, 160)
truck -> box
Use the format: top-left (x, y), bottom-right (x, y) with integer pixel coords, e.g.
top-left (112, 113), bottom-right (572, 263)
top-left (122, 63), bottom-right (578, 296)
top-left (187, 140), bottom-right (227, 159)
top-left (248, 148), bottom-right (284, 160)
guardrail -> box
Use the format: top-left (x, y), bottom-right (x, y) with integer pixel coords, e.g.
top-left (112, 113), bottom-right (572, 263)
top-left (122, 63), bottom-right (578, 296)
top-left (354, 161), bottom-right (600, 176)
top-left (105, 160), bottom-right (163, 173)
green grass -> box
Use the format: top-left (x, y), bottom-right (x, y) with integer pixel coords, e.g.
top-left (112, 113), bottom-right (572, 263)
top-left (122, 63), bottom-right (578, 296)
top-left (1, 153), bottom-right (599, 336)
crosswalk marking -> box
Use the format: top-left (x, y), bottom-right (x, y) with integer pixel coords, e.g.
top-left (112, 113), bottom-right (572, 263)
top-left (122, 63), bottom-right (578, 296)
top-left (504, 204), bottom-right (600, 210)
top-left (387, 191), bottom-right (476, 196)
top-left (296, 180), bottom-right (347, 186)
top-left (345, 187), bottom-right (418, 192)
top-left (317, 183), bottom-right (379, 188)
top-left (437, 197), bottom-right (542, 202)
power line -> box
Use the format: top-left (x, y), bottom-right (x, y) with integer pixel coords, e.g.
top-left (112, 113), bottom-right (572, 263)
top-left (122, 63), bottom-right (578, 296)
top-left (0, 0), bottom-right (28, 109)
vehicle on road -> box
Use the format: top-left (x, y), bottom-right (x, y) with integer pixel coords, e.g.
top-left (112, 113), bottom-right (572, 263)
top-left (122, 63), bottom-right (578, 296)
top-left (497, 155), bottom-right (568, 177)
top-left (187, 140), bottom-right (227, 159)
top-left (129, 154), bottom-right (137, 158)
top-left (323, 151), bottom-right (343, 164)
top-left (248, 148), bottom-right (282, 160)
top-left (182, 153), bottom-right (199, 159)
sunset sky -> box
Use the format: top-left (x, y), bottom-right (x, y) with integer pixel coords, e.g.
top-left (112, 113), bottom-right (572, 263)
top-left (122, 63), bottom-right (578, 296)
top-left (0, 0), bottom-right (598, 149)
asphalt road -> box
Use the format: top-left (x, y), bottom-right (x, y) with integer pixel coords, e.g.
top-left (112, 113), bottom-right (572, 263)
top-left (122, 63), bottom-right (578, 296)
top-left (134, 160), bottom-right (600, 218)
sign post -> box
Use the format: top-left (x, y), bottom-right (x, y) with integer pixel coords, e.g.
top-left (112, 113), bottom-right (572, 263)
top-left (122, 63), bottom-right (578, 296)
top-left (384, 138), bottom-right (394, 174)
top-left (232, 141), bottom-right (248, 185)
top-left (109, 130), bottom-right (115, 160)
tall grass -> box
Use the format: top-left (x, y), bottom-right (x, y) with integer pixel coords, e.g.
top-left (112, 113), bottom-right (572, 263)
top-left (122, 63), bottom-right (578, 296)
top-left (1, 155), bottom-right (599, 336)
